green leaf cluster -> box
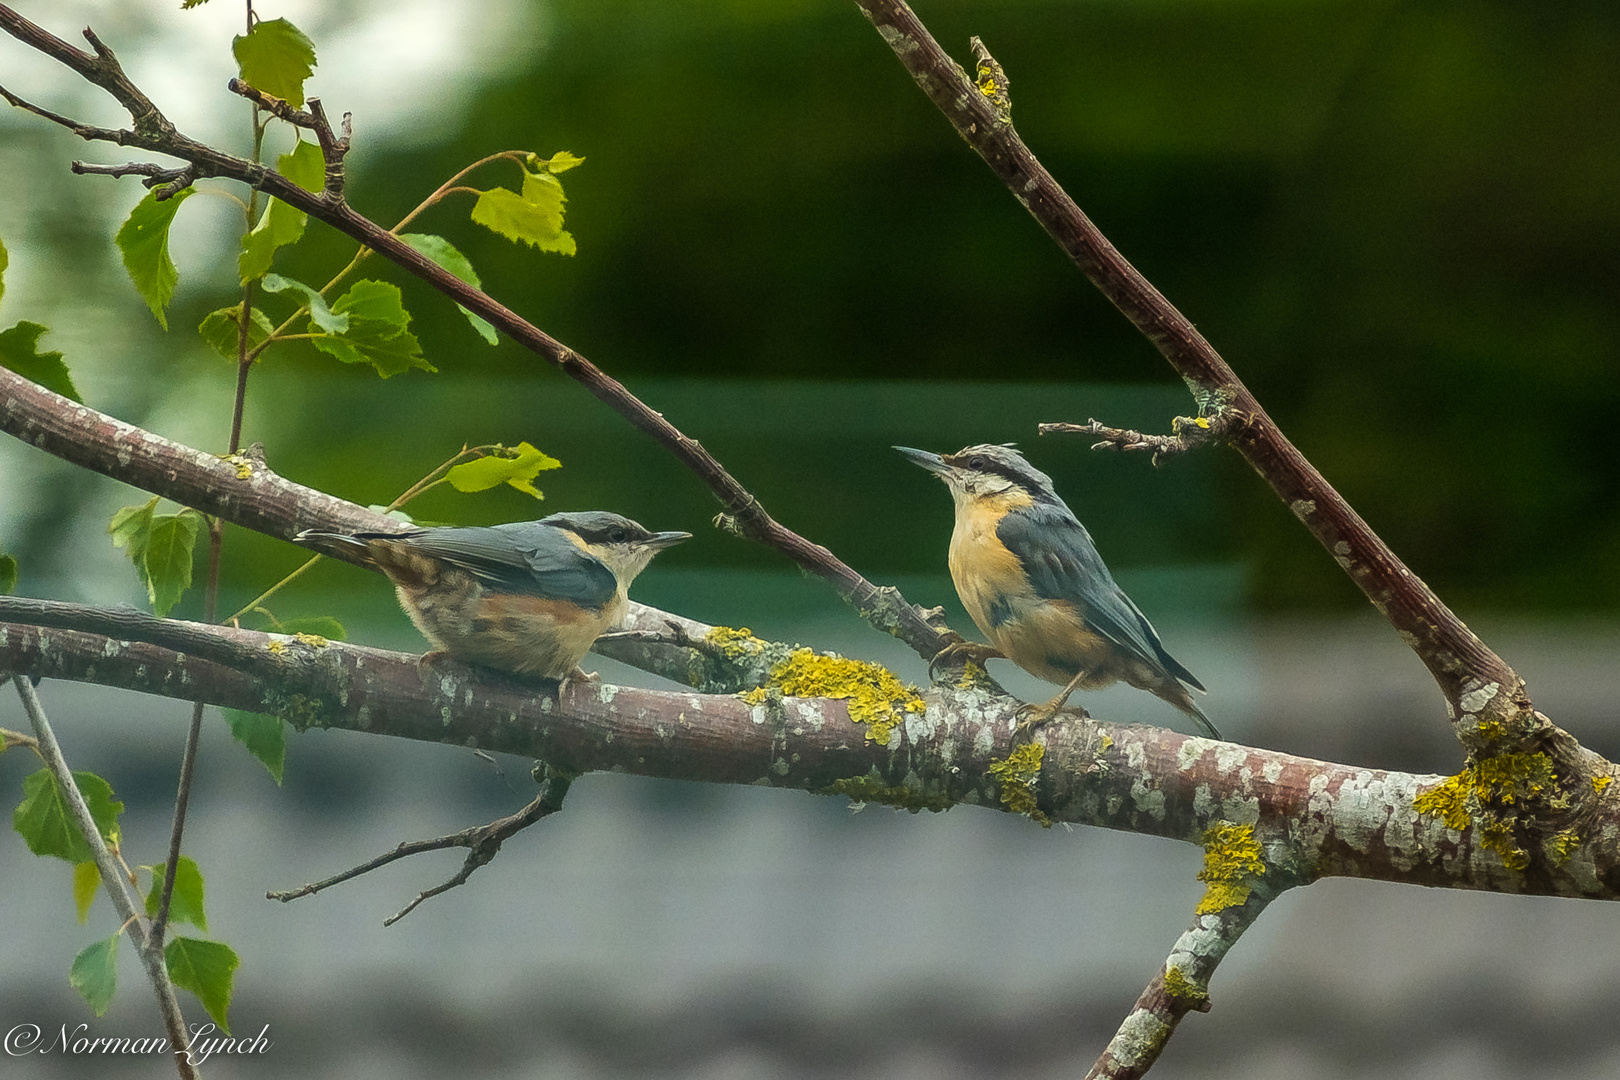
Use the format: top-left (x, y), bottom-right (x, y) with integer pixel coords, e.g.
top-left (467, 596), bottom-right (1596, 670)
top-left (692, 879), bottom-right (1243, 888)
top-left (108, 498), bottom-right (204, 616)
top-left (470, 153), bottom-right (584, 255)
top-left (67, 854), bottom-right (239, 1029)
top-left (303, 279), bottom-right (433, 377)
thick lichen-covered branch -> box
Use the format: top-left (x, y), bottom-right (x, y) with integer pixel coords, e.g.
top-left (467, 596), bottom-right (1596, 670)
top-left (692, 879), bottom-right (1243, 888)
top-left (6, 614), bottom-right (1620, 901)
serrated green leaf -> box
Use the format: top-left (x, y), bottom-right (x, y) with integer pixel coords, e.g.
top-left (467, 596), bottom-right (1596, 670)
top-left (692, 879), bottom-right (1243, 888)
top-left (222, 710), bottom-right (287, 784)
top-left (232, 17), bottom-right (316, 108)
top-left (330, 279), bottom-right (408, 329)
top-left (310, 323), bottom-right (432, 379)
top-left (144, 856), bottom-right (208, 932)
top-left (143, 510), bottom-right (202, 617)
top-left (165, 937), bottom-right (238, 1033)
top-left (237, 141), bottom-right (325, 282)
top-left (0, 553), bottom-right (16, 595)
top-left (116, 188), bottom-right (194, 330)
top-left (73, 861), bottom-right (100, 923)
top-left (470, 172), bottom-right (576, 255)
top-left (198, 304), bottom-right (276, 361)
top-left (0, 320), bottom-right (82, 403)
top-left (13, 769), bottom-right (124, 864)
top-left (446, 442), bottom-right (561, 499)
top-left (70, 935), bottom-right (119, 1017)
top-left (399, 233), bottom-right (497, 345)
top-left (539, 150), bottom-right (585, 174)
top-left (110, 498), bottom-right (159, 604)
top-left (278, 138), bottom-right (326, 192)
top-left (262, 274), bottom-right (347, 332)
top-left (310, 280), bottom-right (432, 378)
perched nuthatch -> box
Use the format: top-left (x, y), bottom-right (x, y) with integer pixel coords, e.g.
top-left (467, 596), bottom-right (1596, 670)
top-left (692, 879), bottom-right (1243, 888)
top-left (295, 512), bottom-right (690, 681)
top-left (897, 444), bottom-right (1220, 739)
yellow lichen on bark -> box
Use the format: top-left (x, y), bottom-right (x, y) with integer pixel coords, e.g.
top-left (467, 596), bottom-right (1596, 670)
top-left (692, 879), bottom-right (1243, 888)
top-left (765, 648), bottom-right (925, 745)
top-left (1196, 822), bottom-right (1265, 914)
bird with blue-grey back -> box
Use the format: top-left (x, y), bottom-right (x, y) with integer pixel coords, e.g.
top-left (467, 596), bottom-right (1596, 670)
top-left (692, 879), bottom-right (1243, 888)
top-left (294, 511), bottom-right (690, 683)
top-left (896, 444), bottom-right (1220, 740)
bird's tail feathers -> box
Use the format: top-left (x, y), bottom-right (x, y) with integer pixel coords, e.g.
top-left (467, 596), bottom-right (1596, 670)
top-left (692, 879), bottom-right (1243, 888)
top-left (292, 529), bottom-right (372, 553)
top-left (1183, 698), bottom-right (1222, 741)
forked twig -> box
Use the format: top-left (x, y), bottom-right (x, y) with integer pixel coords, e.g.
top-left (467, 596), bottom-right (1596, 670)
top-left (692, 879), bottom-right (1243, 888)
top-left (268, 768), bottom-right (573, 927)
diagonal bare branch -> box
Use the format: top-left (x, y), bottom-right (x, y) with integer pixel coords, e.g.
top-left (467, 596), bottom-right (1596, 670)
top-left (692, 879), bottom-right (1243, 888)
top-left (851, 0), bottom-right (1557, 758)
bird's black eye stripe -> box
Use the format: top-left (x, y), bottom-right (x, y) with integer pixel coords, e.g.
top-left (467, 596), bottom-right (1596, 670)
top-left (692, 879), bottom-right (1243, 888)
top-left (961, 454), bottom-right (1044, 492)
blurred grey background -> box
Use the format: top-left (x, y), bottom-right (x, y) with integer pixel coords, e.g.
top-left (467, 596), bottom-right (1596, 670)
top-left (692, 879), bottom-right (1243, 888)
top-left (2, 0), bottom-right (1618, 1076)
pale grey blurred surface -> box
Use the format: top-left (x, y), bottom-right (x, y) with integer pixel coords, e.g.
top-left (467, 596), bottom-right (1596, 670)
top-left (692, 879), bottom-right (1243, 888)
top-left (3, 612), bottom-right (1619, 1078)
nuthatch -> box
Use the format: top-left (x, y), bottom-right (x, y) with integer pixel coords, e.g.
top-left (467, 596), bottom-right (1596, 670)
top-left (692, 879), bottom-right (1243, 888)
top-left (897, 444), bottom-right (1220, 739)
top-left (295, 512), bottom-right (690, 681)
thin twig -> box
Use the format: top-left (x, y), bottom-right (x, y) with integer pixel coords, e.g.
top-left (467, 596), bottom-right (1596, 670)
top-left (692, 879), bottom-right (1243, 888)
top-left (267, 769), bottom-right (574, 926)
top-left (14, 680), bottom-right (197, 1078)
top-left (1039, 415), bottom-right (1230, 465)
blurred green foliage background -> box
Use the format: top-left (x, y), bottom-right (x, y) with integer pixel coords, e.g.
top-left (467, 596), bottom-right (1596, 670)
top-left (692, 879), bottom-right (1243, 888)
top-left (2, 0), bottom-right (1617, 627)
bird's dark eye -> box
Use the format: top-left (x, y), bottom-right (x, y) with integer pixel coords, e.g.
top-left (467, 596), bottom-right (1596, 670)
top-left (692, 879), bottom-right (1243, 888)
top-left (967, 455), bottom-right (987, 470)
top-left (609, 527), bottom-right (629, 543)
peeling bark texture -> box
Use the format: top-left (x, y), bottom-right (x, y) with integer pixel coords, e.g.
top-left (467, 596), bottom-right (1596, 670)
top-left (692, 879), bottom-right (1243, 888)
top-left (851, 0), bottom-right (1536, 752)
top-left (0, 4), bottom-right (951, 665)
top-left (4, 614), bottom-right (1619, 901)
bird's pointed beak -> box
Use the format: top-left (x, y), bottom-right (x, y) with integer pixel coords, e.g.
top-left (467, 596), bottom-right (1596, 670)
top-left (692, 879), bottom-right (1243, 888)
top-left (646, 530), bottom-right (692, 550)
top-left (894, 446), bottom-right (952, 476)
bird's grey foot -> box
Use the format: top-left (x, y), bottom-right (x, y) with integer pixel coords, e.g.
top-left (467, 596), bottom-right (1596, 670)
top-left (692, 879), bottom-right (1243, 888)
top-left (1013, 669), bottom-right (1090, 738)
top-left (1012, 697), bottom-right (1090, 738)
top-left (557, 666), bottom-right (600, 696)
top-left (928, 640), bottom-right (1005, 680)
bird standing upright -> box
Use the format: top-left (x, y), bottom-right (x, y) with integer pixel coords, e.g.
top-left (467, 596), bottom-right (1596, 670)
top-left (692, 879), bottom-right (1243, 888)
top-left (896, 444), bottom-right (1220, 739)
top-left (295, 511), bottom-right (690, 682)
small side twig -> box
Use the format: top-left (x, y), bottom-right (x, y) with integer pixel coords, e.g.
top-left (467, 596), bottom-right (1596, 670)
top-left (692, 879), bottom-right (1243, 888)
top-left (268, 768), bottom-right (574, 927)
top-left (1039, 415), bottom-right (1230, 465)
top-left (70, 160), bottom-right (196, 199)
top-left (226, 81), bottom-right (350, 198)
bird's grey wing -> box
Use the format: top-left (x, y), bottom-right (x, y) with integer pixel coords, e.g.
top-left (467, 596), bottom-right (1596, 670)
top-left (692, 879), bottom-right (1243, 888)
top-left (996, 503), bottom-right (1203, 689)
top-left (402, 524), bottom-right (618, 610)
